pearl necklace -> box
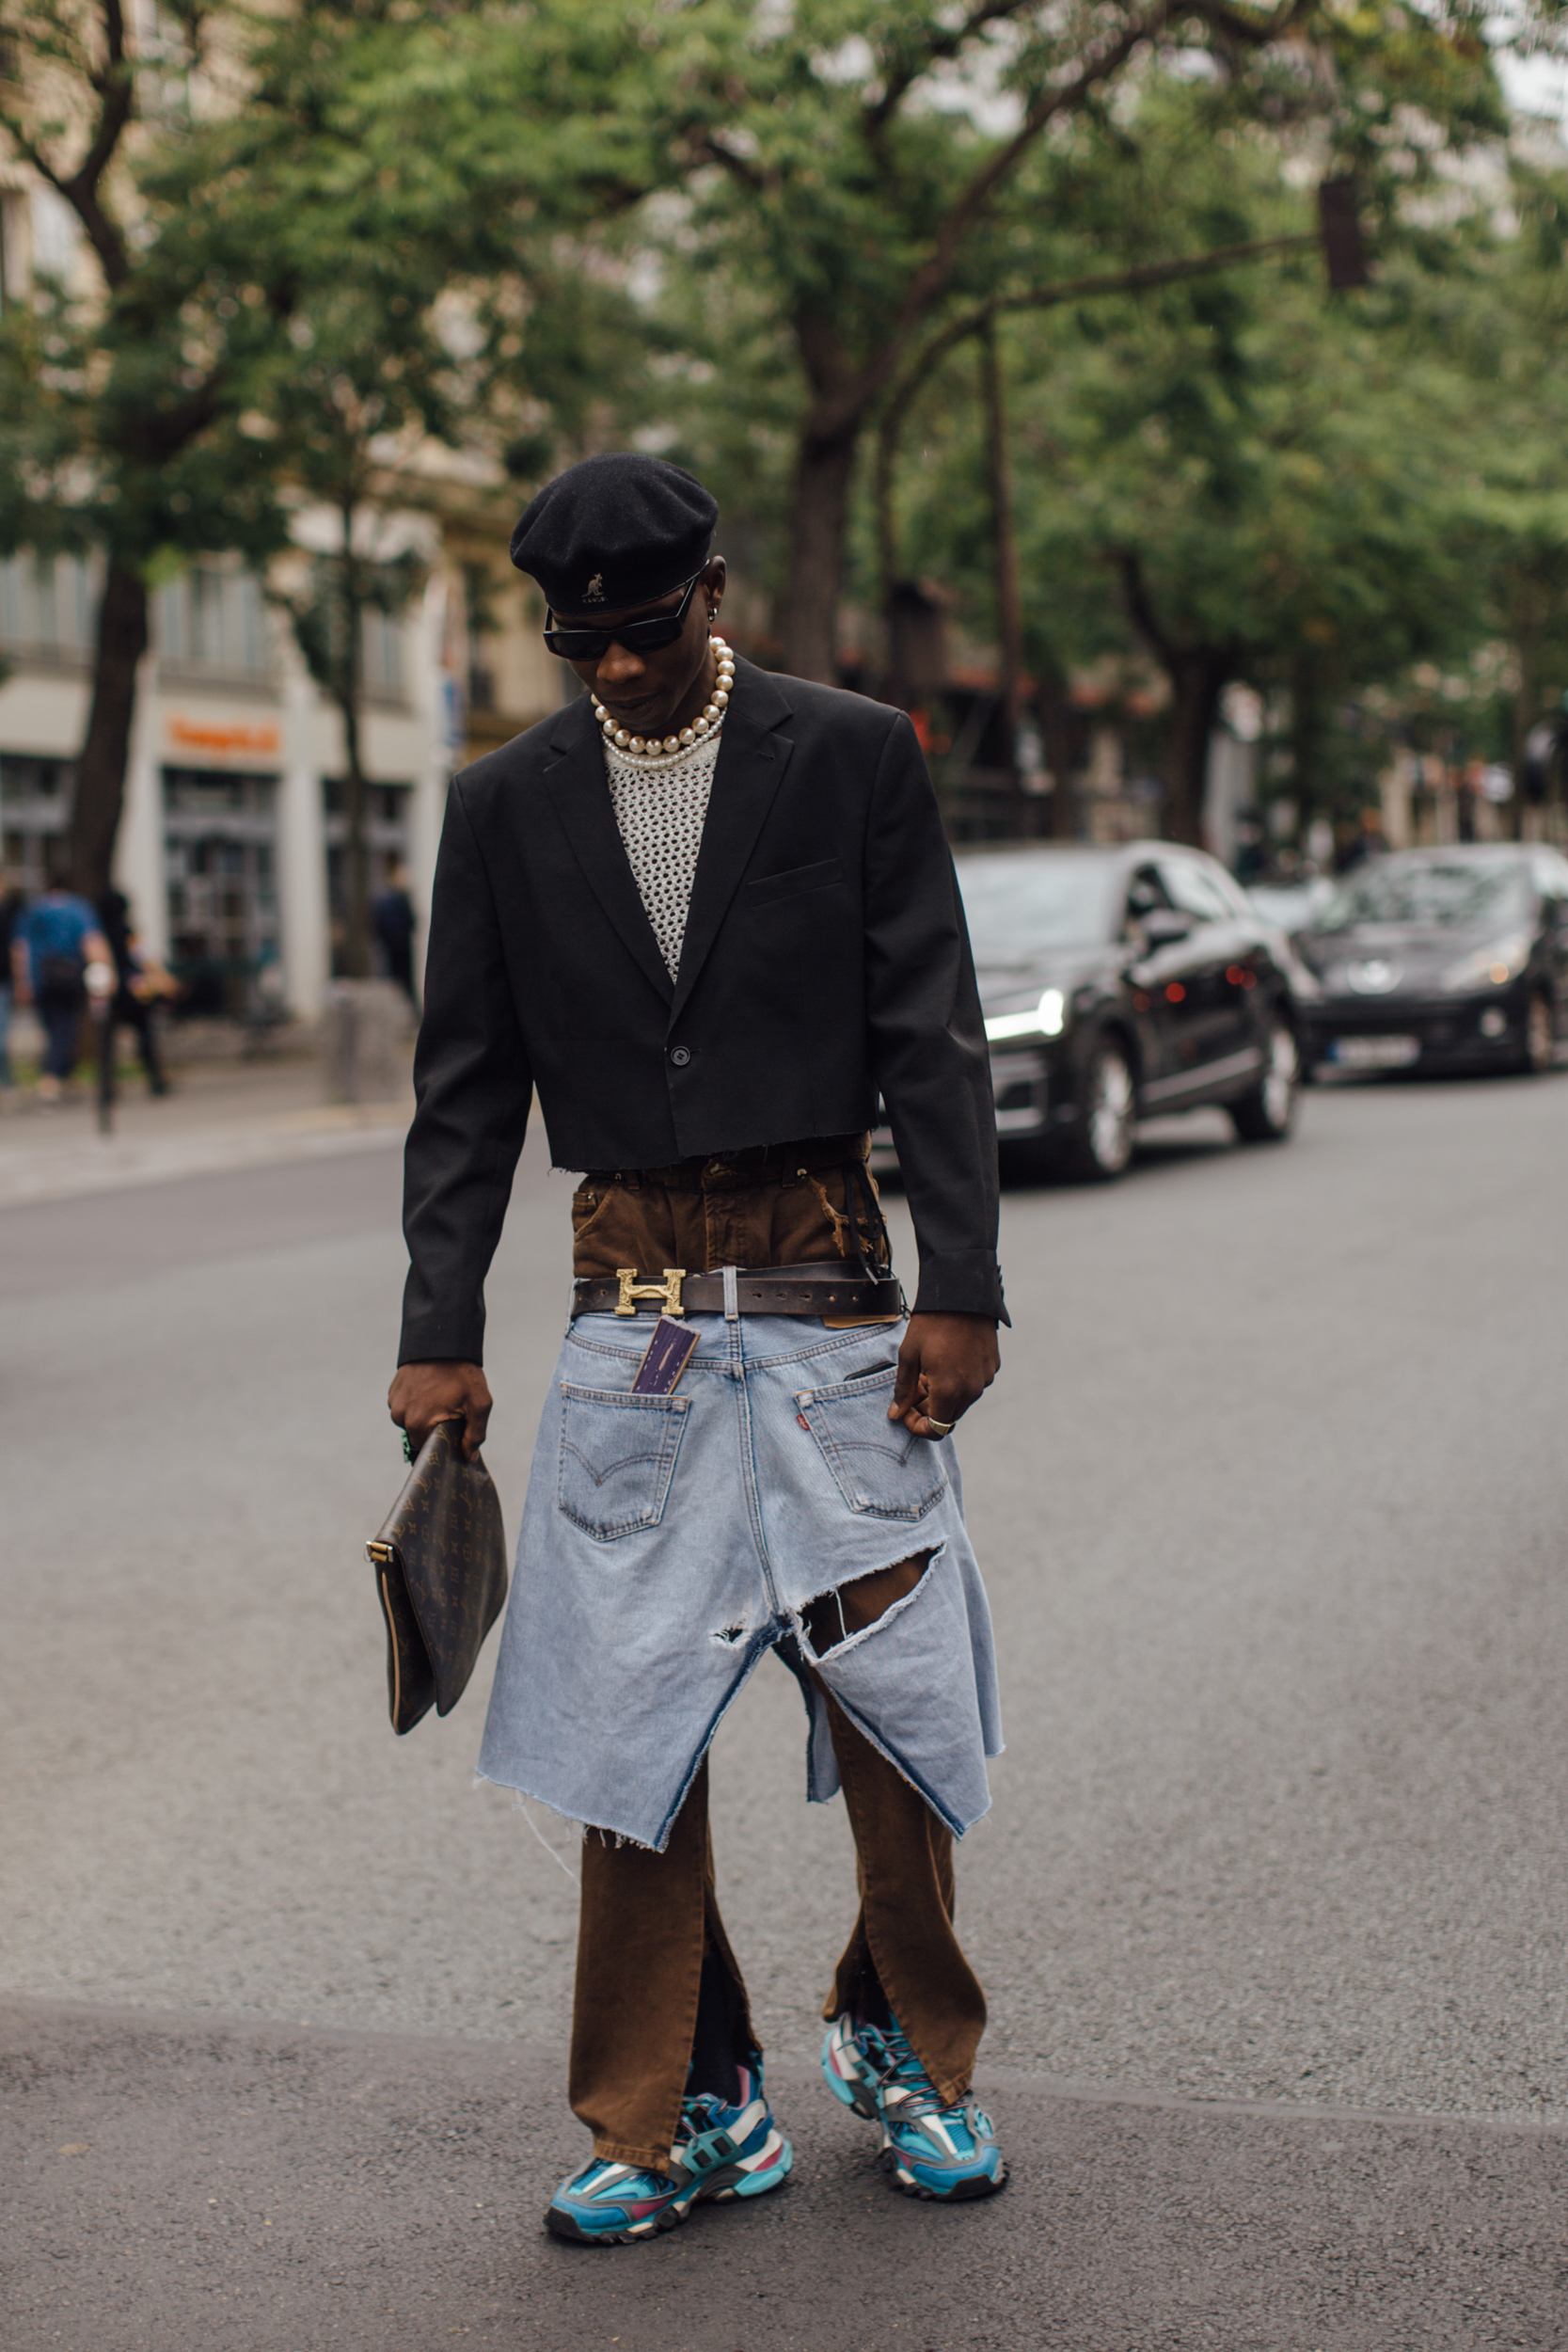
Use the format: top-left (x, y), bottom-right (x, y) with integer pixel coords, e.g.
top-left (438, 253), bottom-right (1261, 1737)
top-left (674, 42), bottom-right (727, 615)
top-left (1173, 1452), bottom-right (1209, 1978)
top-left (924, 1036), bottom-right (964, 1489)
top-left (592, 637), bottom-right (735, 761)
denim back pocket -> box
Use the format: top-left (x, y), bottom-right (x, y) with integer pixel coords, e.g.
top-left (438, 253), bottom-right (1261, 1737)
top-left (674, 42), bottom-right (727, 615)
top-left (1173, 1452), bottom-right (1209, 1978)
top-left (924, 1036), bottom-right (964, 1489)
top-left (796, 1367), bottom-right (947, 1521)
top-left (557, 1383), bottom-right (690, 1542)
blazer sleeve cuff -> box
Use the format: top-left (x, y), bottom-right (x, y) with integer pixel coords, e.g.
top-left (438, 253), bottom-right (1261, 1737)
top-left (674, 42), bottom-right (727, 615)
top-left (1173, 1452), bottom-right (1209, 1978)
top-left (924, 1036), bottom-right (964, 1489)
top-left (398, 1316), bottom-right (486, 1368)
top-left (910, 1252), bottom-right (1009, 1327)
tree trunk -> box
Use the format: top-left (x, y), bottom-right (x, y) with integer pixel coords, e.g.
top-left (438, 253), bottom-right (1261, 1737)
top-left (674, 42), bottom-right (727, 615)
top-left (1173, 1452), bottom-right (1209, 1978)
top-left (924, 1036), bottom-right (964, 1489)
top-left (978, 319), bottom-right (1027, 831)
top-left (1116, 554), bottom-right (1228, 850)
top-left (1288, 653), bottom-right (1327, 849)
top-left (337, 503), bottom-right (372, 979)
top-left (1037, 659), bottom-right (1079, 839)
top-left (1164, 652), bottom-right (1227, 847)
top-left (779, 423), bottom-right (859, 684)
top-left (339, 704), bottom-right (372, 980)
top-left (70, 558), bottom-right (149, 898)
top-left (1510, 577), bottom-right (1539, 846)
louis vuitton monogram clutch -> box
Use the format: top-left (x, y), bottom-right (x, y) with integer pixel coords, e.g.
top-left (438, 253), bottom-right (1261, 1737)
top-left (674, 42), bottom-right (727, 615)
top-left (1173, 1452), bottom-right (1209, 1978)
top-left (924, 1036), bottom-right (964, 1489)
top-left (366, 1420), bottom-right (509, 1736)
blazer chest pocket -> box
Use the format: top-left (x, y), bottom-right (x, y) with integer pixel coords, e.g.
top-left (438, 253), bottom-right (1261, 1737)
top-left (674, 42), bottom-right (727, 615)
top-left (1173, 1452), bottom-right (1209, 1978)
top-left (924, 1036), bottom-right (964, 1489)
top-left (796, 1368), bottom-right (948, 1521)
top-left (746, 857), bottom-right (844, 906)
top-left (557, 1383), bottom-right (689, 1542)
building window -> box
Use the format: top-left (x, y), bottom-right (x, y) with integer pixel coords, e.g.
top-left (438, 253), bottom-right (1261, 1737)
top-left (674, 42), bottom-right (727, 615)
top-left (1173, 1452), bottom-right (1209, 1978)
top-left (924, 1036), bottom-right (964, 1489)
top-left (361, 606), bottom-right (405, 702)
top-left (321, 777), bottom-right (412, 976)
top-left (158, 564), bottom-right (271, 681)
top-left (461, 562), bottom-right (497, 712)
top-left (30, 185), bottom-right (79, 278)
top-left (162, 767), bottom-right (280, 1018)
top-left (0, 753), bottom-right (74, 889)
top-left (0, 553), bottom-right (98, 660)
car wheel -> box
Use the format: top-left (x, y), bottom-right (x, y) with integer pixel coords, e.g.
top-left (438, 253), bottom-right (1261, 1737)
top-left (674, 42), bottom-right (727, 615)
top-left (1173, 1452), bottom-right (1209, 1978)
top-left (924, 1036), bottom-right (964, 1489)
top-left (1061, 1037), bottom-right (1135, 1181)
top-left (1230, 1015), bottom-right (1300, 1143)
top-left (1520, 990), bottom-right (1556, 1075)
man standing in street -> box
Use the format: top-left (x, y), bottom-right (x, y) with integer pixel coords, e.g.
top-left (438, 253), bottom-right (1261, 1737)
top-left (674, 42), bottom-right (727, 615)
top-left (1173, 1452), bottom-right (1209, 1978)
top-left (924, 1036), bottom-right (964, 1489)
top-left (372, 864), bottom-right (419, 1013)
top-left (389, 453), bottom-right (1007, 2244)
top-left (12, 864), bottom-right (112, 1104)
top-left (96, 887), bottom-right (174, 1097)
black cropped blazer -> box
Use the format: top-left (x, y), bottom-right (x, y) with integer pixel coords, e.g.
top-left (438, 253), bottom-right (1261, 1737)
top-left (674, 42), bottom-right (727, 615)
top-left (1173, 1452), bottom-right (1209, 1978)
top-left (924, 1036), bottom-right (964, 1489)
top-left (399, 657), bottom-right (1005, 1364)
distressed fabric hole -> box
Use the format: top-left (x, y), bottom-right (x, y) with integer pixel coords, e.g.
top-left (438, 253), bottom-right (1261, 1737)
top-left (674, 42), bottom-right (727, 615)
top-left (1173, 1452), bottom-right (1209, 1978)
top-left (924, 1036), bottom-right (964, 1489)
top-left (802, 1553), bottom-right (930, 1658)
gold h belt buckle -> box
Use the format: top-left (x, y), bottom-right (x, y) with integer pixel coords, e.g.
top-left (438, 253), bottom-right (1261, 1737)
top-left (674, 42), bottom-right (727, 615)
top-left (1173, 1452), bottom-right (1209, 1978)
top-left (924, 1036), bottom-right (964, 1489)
top-left (614, 1266), bottom-right (687, 1317)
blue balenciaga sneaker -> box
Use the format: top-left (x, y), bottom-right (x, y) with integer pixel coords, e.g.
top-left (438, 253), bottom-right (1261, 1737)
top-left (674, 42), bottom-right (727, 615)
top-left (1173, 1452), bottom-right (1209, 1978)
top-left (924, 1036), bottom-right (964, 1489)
top-left (822, 2011), bottom-right (1007, 2201)
top-left (545, 2064), bottom-right (793, 2245)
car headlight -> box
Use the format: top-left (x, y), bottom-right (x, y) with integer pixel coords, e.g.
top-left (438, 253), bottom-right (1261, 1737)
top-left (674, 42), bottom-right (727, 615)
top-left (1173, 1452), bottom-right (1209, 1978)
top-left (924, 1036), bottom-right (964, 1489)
top-left (985, 987), bottom-right (1067, 1043)
top-left (1438, 934), bottom-right (1530, 993)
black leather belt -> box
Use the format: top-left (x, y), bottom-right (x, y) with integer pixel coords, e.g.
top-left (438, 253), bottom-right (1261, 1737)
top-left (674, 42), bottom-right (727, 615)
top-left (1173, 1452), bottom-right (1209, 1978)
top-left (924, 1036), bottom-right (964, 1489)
top-left (570, 1261), bottom-right (904, 1320)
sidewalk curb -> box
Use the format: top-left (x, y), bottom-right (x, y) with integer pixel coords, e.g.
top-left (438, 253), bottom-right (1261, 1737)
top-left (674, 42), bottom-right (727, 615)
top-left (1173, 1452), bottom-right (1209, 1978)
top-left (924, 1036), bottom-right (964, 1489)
top-left (0, 1104), bottom-right (408, 1208)
top-left (3, 1997), bottom-right (1563, 2351)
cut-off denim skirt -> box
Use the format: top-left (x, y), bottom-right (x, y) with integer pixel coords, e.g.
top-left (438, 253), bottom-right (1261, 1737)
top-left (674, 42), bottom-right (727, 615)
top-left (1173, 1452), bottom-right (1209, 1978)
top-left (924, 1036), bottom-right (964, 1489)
top-left (477, 1311), bottom-right (1004, 1851)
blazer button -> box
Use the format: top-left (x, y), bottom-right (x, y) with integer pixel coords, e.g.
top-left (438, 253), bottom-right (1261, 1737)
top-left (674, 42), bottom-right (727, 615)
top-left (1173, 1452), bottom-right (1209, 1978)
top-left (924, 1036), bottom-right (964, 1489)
top-left (669, 1046), bottom-right (691, 1067)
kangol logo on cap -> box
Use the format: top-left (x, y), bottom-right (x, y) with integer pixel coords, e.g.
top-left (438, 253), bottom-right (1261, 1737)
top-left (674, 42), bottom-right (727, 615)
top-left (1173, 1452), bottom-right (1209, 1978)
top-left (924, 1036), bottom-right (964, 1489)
top-left (583, 573), bottom-right (605, 604)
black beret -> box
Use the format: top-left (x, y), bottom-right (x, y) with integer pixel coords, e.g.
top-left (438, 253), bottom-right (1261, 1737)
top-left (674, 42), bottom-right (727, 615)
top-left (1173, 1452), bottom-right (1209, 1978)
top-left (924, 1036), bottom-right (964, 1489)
top-left (509, 453), bottom-right (718, 616)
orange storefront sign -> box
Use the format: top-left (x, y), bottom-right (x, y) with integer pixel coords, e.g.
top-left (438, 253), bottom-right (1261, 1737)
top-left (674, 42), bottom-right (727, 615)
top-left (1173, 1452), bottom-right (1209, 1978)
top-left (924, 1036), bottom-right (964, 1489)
top-left (167, 717), bottom-right (280, 757)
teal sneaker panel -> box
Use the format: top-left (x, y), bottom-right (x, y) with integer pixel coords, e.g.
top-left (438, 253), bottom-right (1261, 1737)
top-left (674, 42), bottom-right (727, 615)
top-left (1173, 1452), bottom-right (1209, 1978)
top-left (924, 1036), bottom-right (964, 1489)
top-left (820, 2011), bottom-right (1006, 2202)
top-left (546, 2063), bottom-right (793, 2245)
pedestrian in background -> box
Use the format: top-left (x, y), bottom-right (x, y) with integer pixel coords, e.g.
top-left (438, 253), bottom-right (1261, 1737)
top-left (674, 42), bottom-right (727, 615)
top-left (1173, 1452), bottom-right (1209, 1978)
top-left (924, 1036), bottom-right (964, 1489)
top-left (372, 864), bottom-right (419, 1014)
top-left (15, 863), bottom-right (112, 1104)
top-left (96, 887), bottom-right (174, 1096)
top-left (0, 866), bottom-right (25, 1104)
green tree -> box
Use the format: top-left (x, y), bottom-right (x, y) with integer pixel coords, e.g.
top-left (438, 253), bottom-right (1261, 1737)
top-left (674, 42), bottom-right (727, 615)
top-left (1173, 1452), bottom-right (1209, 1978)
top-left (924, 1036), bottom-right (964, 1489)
top-left (0, 0), bottom-right (293, 895)
top-left (879, 75), bottom-right (1514, 839)
top-left (611, 0), bottom-right (1512, 680)
top-left (0, 0), bottom-right (691, 898)
top-left (1433, 164), bottom-right (1568, 819)
top-left (145, 0), bottom-right (463, 977)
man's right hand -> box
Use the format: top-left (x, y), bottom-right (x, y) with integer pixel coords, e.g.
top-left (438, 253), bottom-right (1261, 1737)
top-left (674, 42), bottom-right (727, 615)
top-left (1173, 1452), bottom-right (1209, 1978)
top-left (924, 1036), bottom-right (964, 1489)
top-left (388, 1360), bottom-right (493, 1462)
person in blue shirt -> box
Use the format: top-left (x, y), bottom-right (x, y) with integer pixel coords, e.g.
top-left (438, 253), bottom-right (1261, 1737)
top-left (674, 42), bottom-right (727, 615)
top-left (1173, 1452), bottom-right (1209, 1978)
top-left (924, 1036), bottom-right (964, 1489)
top-left (13, 861), bottom-right (113, 1102)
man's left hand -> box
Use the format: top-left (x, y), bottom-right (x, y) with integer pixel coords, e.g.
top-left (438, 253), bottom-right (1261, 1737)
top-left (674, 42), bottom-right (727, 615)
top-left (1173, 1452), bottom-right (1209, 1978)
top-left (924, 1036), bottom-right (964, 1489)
top-left (888, 1311), bottom-right (1000, 1440)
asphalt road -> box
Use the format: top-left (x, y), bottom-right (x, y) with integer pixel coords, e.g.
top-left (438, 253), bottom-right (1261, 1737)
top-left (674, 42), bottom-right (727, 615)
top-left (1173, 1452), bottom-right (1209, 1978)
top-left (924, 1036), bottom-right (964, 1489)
top-left (5, 1070), bottom-right (1568, 2346)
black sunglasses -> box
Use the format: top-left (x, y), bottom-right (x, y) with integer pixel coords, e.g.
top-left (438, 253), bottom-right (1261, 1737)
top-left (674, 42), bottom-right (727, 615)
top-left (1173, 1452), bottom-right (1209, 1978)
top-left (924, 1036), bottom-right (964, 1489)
top-left (544, 573), bottom-right (700, 660)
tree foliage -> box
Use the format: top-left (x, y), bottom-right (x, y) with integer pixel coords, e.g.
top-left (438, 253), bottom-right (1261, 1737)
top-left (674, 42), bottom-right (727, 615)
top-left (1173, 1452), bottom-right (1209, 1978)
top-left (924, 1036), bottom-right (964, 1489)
top-left (2, 0), bottom-right (1567, 889)
top-left (874, 72), bottom-right (1568, 837)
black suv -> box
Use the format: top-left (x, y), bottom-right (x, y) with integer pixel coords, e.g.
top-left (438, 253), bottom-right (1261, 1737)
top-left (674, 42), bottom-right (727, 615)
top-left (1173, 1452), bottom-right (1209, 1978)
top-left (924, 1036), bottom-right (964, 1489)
top-left (874, 841), bottom-right (1310, 1182)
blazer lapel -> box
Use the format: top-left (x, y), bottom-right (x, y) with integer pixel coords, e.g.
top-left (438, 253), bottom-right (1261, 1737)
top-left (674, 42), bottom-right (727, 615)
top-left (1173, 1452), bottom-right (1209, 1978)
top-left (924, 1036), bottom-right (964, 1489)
top-left (541, 695), bottom-right (673, 1007)
top-left (671, 660), bottom-right (794, 1025)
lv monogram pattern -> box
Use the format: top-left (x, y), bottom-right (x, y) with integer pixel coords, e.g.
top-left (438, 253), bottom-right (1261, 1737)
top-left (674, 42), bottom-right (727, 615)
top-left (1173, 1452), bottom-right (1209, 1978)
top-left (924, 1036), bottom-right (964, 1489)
top-left (372, 1423), bottom-right (508, 1735)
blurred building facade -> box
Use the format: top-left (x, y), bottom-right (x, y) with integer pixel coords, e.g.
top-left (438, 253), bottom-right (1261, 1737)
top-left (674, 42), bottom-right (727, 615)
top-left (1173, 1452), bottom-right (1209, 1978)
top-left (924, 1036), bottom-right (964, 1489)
top-left (0, 525), bottom-right (565, 1022)
top-left (0, 167), bottom-right (574, 1025)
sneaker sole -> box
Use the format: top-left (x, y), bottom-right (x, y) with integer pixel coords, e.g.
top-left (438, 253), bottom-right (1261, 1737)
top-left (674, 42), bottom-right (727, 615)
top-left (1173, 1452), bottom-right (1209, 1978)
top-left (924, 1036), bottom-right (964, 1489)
top-left (880, 2146), bottom-right (1009, 2201)
top-left (545, 2136), bottom-right (793, 2247)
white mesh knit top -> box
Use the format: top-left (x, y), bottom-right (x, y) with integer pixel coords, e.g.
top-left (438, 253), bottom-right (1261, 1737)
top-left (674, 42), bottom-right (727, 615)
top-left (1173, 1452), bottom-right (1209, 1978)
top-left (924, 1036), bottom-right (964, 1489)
top-left (602, 727), bottom-right (722, 979)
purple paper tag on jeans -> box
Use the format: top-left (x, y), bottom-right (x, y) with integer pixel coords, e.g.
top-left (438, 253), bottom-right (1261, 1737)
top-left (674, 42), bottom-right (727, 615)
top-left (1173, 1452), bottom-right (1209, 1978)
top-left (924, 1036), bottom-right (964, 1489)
top-left (631, 1316), bottom-right (700, 1395)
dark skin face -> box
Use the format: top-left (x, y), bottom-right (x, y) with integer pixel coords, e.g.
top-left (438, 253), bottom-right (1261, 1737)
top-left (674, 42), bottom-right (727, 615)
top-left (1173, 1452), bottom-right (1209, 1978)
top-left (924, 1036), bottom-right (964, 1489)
top-left (387, 543), bottom-right (1001, 1458)
top-left (557, 556), bottom-right (728, 740)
